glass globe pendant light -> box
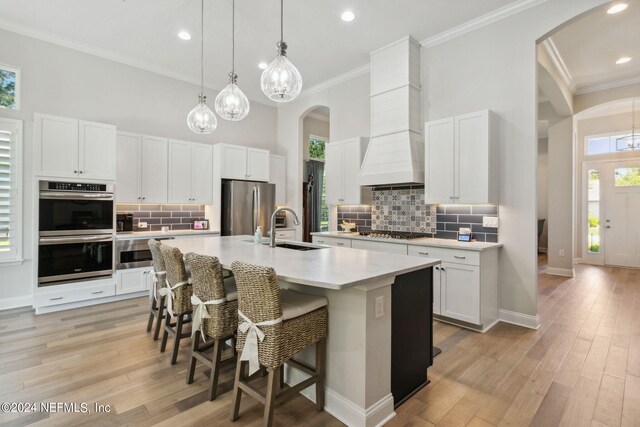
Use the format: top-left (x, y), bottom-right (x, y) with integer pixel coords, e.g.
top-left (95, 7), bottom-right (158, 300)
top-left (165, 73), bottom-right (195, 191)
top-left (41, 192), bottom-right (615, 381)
top-left (215, 0), bottom-right (250, 121)
top-left (260, 0), bottom-right (302, 102)
top-left (187, 0), bottom-right (217, 134)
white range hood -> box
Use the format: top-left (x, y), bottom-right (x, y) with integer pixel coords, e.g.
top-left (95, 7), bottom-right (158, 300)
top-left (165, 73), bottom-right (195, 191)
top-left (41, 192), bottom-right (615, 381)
top-left (359, 37), bottom-right (424, 187)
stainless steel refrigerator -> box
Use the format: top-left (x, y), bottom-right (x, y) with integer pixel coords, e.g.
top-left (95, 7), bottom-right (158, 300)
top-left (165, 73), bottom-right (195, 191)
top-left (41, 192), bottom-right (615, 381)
top-left (221, 180), bottom-right (276, 236)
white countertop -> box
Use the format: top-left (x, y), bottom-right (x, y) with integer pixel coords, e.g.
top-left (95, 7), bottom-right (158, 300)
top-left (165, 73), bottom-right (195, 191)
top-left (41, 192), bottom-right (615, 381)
top-left (167, 235), bottom-right (440, 290)
top-left (116, 230), bottom-right (220, 240)
top-left (311, 231), bottom-right (502, 251)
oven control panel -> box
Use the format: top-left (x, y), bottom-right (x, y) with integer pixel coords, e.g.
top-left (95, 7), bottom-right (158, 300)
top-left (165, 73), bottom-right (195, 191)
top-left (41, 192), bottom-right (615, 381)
top-left (45, 182), bottom-right (108, 192)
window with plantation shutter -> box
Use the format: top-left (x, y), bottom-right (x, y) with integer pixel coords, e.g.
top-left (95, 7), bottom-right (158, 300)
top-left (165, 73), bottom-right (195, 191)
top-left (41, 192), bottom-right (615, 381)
top-left (0, 118), bottom-right (22, 262)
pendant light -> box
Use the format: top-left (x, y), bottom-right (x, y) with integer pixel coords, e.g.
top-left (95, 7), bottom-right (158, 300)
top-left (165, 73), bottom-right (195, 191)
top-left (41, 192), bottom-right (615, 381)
top-left (260, 0), bottom-right (302, 102)
top-left (187, 0), bottom-right (217, 134)
top-left (616, 99), bottom-right (640, 151)
top-left (215, 0), bottom-right (250, 121)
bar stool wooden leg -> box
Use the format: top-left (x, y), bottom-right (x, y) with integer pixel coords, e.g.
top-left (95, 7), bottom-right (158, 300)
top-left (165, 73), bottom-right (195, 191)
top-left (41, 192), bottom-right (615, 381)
top-left (209, 338), bottom-right (223, 401)
top-left (171, 314), bottom-right (184, 365)
top-left (279, 365), bottom-right (285, 391)
top-left (153, 296), bottom-right (166, 341)
top-left (160, 311), bottom-right (171, 353)
top-left (146, 298), bottom-right (156, 332)
top-left (186, 331), bottom-right (200, 384)
top-left (263, 367), bottom-right (280, 427)
top-left (315, 338), bottom-right (326, 411)
top-left (230, 360), bottom-right (246, 421)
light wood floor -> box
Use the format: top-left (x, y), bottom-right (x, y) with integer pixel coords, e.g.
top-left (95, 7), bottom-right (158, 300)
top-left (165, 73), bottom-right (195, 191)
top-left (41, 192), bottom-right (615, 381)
top-left (1, 262), bottom-right (639, 426)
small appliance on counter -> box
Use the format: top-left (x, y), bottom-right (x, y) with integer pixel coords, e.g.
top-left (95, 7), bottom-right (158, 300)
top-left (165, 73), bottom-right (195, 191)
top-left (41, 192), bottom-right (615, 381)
top-left (274, 211), bottom-right (287, 228)
top-left (116, 213), bottom-right (134, 232)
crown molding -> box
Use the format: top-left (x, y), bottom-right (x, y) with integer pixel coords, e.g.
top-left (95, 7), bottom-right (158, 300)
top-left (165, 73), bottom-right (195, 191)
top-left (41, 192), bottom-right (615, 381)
top-left (421, 0), bottom-right (550, 48)
top-left (574, 74), bottom-right (640, 96)
top-left (293, 64), bottom-right (370, 102)
top-left (541, 37), bottom-right (574, 90)
top-left (0, 17), bottom-right (278, 107)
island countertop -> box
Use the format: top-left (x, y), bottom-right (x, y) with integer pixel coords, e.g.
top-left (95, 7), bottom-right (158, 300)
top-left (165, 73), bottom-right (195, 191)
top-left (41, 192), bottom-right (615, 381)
top-left (166, 235), bottom-right (440, 290)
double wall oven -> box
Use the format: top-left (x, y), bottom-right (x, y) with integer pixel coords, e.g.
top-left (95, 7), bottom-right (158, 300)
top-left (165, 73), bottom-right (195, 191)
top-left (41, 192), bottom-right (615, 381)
top-left (38, 181), bottom-right (115, 286)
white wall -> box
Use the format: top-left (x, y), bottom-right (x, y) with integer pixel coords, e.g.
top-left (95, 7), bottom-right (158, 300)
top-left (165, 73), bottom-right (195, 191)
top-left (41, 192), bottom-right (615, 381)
top-left (276, 72), bottom-right (371, 235)
top-left (0, 29), bottom-right (277, 307)
top-left (537, 137), bottom-right (548, 251)
top-left (421, 0), bottom-right (606, 323)
top-left (547, 118), bottom-right (574, 275)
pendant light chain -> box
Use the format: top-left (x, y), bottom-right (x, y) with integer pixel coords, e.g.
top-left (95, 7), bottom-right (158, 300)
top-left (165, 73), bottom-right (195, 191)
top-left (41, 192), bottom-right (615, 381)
top-left (280, 0), bottom-right (284, 42)
top-left (200, 0), bottom-right (204, 95)
top-left (232, 0), bottom-right (235, 75)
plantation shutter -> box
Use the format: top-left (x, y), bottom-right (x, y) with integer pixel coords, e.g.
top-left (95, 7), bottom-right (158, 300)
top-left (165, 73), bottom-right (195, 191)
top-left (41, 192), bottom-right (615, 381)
top-left (0, 126), bottom-right (15, 259)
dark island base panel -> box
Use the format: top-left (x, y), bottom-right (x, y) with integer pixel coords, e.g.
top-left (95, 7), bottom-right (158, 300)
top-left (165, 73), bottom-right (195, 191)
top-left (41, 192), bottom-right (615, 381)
top-left (391, 267), bottom-right (433, 408)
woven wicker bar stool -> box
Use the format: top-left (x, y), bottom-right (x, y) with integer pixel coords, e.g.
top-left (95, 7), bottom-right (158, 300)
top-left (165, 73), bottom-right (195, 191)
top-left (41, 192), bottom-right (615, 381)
top-left (184, 252), bottom-right (239, 400)
top-left (229, 261), bottom-right (328, 427)
top-left (146, 239), bottom-right (167, 341)
top-left (159, 244), bottom-right (193, 365)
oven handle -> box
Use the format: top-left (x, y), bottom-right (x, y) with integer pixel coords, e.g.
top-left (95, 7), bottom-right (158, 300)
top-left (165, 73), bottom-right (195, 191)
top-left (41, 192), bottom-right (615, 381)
top-left (39, 235), bottom-right (114, 245)
top-left (40, 192), bottom-right (114, 200)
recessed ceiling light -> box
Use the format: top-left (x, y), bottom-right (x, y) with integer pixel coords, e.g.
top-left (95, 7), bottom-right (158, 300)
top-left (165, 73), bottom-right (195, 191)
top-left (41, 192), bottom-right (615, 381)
top-left (616, 56), bottom-right (632, 64)
top-left (607, 3), bottom-right (628, 14)
top-left (341, 11), bottom-right (356, 22)
top-left (258, 62), bottom-right (268, 70)
top-left (177, 31), bottom-right (192, 40)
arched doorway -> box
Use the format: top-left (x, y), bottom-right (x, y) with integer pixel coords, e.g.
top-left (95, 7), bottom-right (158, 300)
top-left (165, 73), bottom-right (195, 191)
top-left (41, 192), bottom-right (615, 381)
top-left (300, 106), bottom-right (330, 242)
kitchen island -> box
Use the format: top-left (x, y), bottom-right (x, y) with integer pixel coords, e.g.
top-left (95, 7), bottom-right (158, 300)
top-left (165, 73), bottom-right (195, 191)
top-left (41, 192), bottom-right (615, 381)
top-left (168, 235), bottom-right (440, 427)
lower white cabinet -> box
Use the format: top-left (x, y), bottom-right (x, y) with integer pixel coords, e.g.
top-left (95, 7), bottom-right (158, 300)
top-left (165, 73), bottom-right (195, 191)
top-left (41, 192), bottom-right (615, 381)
top-left (408, 245), bottom-right (498, 331)
top-left (116, 267), bottom-right (153, 295)
top-left (351, 239), bottom-right (407, 254)
top-left (311, 236), bottom-right (351, 248)
top-left (34, 281), bottom-right (116, 308)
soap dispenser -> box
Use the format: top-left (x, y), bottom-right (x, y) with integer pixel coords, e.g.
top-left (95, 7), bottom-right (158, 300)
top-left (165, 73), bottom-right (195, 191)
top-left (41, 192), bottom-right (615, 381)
top-left (254, 226), bottom-right (263, 244)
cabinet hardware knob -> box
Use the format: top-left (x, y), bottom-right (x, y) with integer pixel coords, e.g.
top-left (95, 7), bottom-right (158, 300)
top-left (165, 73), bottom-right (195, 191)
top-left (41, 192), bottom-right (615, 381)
top-left (318, 240), bottom-right (325, 243)
top-left (606, 226), bottom-right (611, 229)
top-left (138, 197), bottom-right (141, 200)
top-left (142, 197), bottom-right (146, 200)
top-left (419, 252), bottom-right (429, 255)
top-left (441, 267), bottom-right (446, 271)
top-left (50, 297), bottom-right (63, 301)
top-left (79, 170), bottom-right (84, 174)
top-left (74, 170), bottom-right (78, 174)
top-left (435, 266), bottom-right (440, 270)
top-left (92, 291), bottom-right (104, 294)
top-left (337, 242), bottom-right (344, 246)
top-left (454, 256), bottom-right (466, 259)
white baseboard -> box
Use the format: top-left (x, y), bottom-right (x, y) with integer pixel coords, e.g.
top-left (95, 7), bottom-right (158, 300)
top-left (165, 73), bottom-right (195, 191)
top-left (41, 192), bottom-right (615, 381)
top-left (499, 309), bottom-right (540, 330)
top-left (285, 365), bottom-right (396, 427)
top-left (35, 291), bottom-right (147, 314)
top-left (545, 267), bottom-right (575, 277)
top-left (0, 294), bottom-right (33, 311)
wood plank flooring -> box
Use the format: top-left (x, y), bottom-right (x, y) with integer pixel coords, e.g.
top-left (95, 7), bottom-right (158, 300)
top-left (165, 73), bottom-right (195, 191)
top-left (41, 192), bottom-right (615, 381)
top-left (1, 261), bottom-right (639, 426)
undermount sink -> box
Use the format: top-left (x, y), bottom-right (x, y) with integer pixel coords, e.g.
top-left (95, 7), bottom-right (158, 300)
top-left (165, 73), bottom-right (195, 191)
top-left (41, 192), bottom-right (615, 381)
top-left (271, 242), bottom-right (326, 251)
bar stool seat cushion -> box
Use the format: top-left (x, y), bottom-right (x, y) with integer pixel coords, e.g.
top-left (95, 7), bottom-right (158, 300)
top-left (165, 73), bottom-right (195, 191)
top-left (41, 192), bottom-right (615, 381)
top-left (280, 289), bottom-right (328, 321)
top-left (224, 277), bottom-right (238, 302)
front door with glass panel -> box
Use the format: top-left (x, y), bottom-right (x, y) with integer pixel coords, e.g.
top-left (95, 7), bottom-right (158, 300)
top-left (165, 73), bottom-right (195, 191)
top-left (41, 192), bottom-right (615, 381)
top-left (603, 160), bottom-right (640, 268)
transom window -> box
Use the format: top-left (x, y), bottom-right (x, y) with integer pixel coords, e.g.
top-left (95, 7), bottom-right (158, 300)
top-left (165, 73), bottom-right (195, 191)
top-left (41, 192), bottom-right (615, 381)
top-left (0, 64), bottom-right (20, 111)
top-left (586, 132), bottom-right (632, 155)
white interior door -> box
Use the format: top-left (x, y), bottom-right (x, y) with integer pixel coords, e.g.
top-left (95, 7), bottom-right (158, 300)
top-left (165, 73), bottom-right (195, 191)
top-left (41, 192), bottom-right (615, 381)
top-left (603, 160), bottom-right (640, 268)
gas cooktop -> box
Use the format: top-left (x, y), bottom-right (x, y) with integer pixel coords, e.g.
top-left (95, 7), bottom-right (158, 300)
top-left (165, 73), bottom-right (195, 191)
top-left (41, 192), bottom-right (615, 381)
top-left (358, 230), bottom-right (431, 240)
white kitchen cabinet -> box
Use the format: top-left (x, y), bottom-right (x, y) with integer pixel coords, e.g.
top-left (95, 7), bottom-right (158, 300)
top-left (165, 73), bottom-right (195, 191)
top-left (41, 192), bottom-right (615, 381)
top-left (351, 239), bottom-right (407, 254)
top-left (116, 133), bottom-right (168, 203)
top-left (219, 144), bottom-right (269, 182)
top-left (270, 229), bottom-right (295, 240)
top-left (325, 137), bottom-right (370, 205)
top-left (425, 110), bottom-right (498, 204)
top-left (168, 140), bottom-right (213, 204)
top-left (269, 154), bottom-right (287, 205)
top-left (116, 267), bottom-right (152, 295)
top-left (408, 244), bottom-right (498, 331)
top-left (35, 113), bottom-right (116, 180)
top-left (311, 235), bottom-right (351, 248)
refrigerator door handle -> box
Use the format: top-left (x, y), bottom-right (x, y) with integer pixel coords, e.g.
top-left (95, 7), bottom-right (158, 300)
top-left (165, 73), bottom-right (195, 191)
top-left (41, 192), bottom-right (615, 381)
top-left (252, 186), bottom-right (258, 232)
top-left (257, 185), bottom-right (261, 230)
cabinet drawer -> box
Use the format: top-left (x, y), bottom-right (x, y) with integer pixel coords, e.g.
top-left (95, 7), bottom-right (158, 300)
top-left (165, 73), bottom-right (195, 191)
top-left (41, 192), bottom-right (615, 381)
top-left (273, 230), bottom-right (295, 240)
top-left (35, 282), bottom-right (116, 307)
top-left (408, 245), bottom-right (479, 266)
top-left (351, 239), bottom-right (408, 255)
top-left (312, 236), bottom-right (351, 248)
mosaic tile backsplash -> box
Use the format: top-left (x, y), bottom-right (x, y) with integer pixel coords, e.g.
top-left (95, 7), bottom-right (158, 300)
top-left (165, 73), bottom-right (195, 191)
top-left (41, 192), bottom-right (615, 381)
top-left (116, 204), bottom-right (206, 232)
top-left (336, 186), bottom-right (499, 242)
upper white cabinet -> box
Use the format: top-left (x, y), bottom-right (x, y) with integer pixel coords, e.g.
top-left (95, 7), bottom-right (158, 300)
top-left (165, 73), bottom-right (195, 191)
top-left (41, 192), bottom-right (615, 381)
top-left (168, 140), bottom-right (213, 204)
top-left (35, 113), bottom-right (116, 180)
top-left (326, 137), bottom-right (370, 205)
top-left (425, 110), bottom-right (498, 204)
top-left (219, 143), bottom-right (269, 182)
top-left (269, 154), bottom-right (287, 206)
top-left (116, 132), bottom-right (168, 203)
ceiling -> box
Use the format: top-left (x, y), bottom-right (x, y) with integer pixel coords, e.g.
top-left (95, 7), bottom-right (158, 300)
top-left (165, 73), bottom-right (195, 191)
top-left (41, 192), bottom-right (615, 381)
top-left (0, 0), bottom-right (517, 103)
top-left (548, 0), bottom-right (640, 94)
